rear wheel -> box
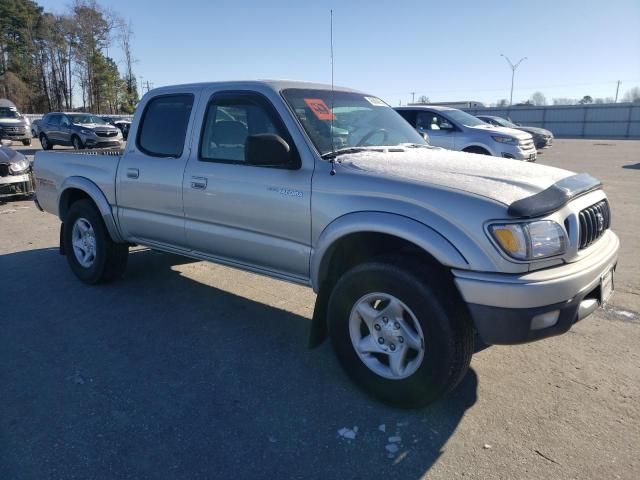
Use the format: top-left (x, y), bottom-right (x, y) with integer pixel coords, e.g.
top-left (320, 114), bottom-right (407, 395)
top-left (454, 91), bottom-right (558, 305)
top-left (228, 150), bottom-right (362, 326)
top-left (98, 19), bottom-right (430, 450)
top-left (39, 133), bottom-right (52, 150)
top-left (328, 258), bottom-right (474, 408)
top-left (63, 199), bottom-right (128, 284)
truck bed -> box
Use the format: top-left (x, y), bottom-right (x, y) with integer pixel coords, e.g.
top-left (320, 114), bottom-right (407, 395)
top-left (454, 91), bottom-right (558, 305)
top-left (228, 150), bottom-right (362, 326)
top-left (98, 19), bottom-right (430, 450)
top-left (34, 150), bottom-right (123, 219)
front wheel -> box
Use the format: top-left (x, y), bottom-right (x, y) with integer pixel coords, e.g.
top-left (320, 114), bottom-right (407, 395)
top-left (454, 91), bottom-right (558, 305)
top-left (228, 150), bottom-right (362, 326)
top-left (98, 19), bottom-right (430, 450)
top-left (71, 135), bottom-right (84, 150)
top-left (22, 138), bottom-right (32, 146)
top-left (328, 258), bottom-right (474, 408)
top-left (63, 199), bottom-right (128, 284)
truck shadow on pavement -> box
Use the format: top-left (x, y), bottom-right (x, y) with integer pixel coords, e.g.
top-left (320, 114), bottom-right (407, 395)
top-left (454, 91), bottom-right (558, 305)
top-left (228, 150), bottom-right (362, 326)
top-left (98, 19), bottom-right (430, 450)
top-left (0, 247), bottom-right (478, 480)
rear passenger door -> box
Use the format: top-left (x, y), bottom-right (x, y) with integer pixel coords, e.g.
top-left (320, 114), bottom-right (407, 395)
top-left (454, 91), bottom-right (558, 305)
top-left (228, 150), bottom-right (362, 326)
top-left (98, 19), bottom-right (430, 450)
top-left (116, 91), bottom-right (199, 248)
top-left (182, 90), bottom-right (312, 281)
top-left (44, 114), bottom-right (60, 142)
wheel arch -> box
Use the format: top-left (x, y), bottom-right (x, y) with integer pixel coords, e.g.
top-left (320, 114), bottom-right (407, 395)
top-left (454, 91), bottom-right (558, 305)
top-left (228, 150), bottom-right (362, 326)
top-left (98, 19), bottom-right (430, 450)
top-left (461, 144), bottom-right (494, 156)
top-left (308, 212), bottom-right (470, 348)
top-left (58, 177), bottom-right (124, 243)
top-left (311, 212), bottom-right (468, 292)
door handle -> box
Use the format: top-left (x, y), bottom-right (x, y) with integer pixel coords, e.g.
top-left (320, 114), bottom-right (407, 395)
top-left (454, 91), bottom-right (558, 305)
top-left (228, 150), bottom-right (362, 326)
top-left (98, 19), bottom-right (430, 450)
top-left (191, 176), bottom-right (207, 190)
top-left (126, 168), bottom-right (139, 179)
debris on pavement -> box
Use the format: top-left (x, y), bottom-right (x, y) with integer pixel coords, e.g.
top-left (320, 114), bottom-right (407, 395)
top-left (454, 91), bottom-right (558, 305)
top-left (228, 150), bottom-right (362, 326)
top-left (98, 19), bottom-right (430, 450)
top-left (337, 427), bottom-right (358, 440)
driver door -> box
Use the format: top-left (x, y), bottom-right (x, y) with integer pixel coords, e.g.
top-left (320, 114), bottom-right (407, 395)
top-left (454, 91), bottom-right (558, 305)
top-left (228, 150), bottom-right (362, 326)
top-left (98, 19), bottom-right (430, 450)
top-left (416, 111), bottom-right (456, 149)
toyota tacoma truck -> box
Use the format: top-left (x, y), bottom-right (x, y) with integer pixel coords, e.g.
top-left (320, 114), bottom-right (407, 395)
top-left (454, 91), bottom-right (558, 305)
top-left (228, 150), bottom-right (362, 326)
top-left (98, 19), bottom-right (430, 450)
top-left (33, 81), bottom-right (619, 407)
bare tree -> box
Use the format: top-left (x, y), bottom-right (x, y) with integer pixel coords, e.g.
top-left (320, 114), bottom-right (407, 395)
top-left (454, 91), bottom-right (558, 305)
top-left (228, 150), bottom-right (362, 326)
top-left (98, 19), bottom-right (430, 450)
top-left (417, 95), bottom-right (430, 104)
top-left (530, 91), bottom-right (546, 106)
top-left (622, 86), bottom-right (640, 103)
top-left (553, 97), bottom-right (577, 105)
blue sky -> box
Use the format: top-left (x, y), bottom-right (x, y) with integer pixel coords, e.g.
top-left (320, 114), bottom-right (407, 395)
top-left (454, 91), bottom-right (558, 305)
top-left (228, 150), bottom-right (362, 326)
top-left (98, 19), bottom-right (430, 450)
top-left (39, 0), bottom-right (640, 105)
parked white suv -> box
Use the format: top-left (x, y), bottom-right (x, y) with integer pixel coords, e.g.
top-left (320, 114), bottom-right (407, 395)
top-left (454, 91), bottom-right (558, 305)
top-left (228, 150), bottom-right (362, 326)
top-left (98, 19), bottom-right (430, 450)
top-left (396, 106), bottom-right (537, 161)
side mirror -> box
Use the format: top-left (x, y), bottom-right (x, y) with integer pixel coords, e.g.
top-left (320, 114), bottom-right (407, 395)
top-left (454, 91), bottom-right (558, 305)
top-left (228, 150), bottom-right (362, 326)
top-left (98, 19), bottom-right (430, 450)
top-left (440, 121), bottom-right (454, 130)
top-left (245, 133), bottom-right (292, 167)
top-left (420, 132), bottom-right (430, 144)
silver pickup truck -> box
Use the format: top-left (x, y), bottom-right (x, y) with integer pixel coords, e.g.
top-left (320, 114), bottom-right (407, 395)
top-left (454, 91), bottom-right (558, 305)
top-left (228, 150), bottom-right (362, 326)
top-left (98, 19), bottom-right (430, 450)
top-left (33, 80), bottom-right (619, 407)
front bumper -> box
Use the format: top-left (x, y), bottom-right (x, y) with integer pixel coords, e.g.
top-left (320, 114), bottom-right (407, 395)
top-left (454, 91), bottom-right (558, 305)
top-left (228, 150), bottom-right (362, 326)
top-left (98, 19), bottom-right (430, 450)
top-left (534, 136), bottom-right (553, 150)
top-left (0, 171), bottom-right (34, 198)
top-left (500, 144), bottom-right (537, 161)
top-left (453, 230), bottom-right (619, 344)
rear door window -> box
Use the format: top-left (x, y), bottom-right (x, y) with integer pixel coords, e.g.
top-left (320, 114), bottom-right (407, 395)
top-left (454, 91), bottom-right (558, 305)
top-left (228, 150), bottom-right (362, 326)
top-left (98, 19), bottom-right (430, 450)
top-left (137, 94), bottom-right (194, 157)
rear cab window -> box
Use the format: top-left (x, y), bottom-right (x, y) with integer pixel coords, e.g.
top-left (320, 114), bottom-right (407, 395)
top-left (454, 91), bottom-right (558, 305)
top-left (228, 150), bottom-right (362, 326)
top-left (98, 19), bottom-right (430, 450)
top-left (137, 94), bottom-right (194, 157)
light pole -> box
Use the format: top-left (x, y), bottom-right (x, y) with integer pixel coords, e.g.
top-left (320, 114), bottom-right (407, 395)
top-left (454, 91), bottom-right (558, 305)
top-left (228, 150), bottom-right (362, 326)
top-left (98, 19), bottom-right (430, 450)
top-left (501, 54), bottom-right (527, 106)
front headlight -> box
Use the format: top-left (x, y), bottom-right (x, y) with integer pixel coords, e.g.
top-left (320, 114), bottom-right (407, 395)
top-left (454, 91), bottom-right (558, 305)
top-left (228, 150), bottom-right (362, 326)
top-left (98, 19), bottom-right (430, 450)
top-left (9, 158), bottom-right (30, 174)
top-left (489, 220), bottom-right (567, 260)
top-left (80, 128), bottom-right (93, 135)
top-left (491, 135), bottom-right (517, 144)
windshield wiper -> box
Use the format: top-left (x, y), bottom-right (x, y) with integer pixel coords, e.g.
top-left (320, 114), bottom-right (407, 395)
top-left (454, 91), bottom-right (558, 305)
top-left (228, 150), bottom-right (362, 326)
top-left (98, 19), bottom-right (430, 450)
top-left (400, 143), bottom-right (430, 149)
top-left (321, 147), bottom-right (373, 160)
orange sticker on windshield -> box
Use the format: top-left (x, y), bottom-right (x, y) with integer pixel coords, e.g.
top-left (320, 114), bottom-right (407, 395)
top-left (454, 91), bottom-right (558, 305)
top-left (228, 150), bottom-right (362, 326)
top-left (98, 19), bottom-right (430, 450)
top-left (304, 98), bottom-right (335, 120)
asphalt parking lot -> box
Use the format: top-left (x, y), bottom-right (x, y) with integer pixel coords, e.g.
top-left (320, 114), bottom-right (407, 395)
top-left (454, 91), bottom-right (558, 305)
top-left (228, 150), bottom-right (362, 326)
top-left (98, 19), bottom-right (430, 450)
top-left (1, 139), bottom-right (639, 479)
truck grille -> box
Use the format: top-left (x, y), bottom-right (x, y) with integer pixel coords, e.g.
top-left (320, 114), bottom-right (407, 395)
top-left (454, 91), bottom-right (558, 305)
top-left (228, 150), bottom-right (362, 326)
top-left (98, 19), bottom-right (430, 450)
top-left (0, 164), bottom-right (9, 177)
top-left (96, 130), bottom-right (117, 137)
top-left (578, 200), bottom-right (610, 249)
top-left (2, 126), bottom-right (26, 134)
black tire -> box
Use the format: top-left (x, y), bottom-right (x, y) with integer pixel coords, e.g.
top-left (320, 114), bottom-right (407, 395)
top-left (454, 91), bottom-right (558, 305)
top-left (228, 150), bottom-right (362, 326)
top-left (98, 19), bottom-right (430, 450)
top-left (40, 133), bottom-right (52, 150)
top-left (22, 138), bottom-right (32, 146)
top-left (327, 257), bottom-right (474, 408)
top-left (71, 135), bottom-right (84, 150)
top-left (463, 146), bottom-right (490, 155)
top-left (63, 199), bottom-right (128, 284)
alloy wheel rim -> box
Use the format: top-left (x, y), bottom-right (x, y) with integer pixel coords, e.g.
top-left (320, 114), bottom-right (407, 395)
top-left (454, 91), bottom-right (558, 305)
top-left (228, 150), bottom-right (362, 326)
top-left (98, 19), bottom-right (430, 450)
top-left (348, 292), bottom-right (425, 380)
top-left (71, 217), bottom-right (96, 268)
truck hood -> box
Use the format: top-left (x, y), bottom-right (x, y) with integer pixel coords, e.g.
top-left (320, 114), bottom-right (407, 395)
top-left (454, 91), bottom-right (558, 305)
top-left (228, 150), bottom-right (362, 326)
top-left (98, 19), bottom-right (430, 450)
top-left (468, 124), bottom-right (532, 140)
top-left (0, 118), bottom-right (28, 126)
top-left (0, 145), bottom-right (26, 163)
top-left (338, 147), bottom-right (574, 206)
top-left (73, 123), bottom-right (117, 130)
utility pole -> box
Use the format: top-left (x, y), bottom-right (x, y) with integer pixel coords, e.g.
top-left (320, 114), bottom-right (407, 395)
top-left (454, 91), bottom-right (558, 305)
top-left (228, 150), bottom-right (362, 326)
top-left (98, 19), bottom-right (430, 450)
top-left (410, 92), bottom-right (415, 104)
top-left (500, 54), bottom-right (527, 106)
top-left (614, 80), bottom-right (621, 103)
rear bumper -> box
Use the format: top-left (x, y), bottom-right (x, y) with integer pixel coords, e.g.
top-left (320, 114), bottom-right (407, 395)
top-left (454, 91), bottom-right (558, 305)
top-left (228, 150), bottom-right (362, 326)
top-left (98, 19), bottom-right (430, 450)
top-left (453, 231), bottom-right (619, 344)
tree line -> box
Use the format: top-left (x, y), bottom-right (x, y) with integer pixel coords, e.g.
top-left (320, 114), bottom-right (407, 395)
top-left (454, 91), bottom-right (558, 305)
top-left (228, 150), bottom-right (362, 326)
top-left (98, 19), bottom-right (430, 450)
top-left (0, 0), bottom-right (138, 114)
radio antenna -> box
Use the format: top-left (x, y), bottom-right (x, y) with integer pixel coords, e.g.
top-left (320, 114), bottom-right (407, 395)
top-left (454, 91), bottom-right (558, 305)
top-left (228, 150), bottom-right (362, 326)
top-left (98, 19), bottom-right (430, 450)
top-left (329, 9), bottom-right (336, 176)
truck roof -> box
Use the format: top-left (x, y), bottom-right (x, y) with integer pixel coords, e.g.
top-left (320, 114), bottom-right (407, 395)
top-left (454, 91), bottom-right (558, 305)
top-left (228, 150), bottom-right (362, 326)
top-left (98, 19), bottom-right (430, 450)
top-left (395, 105), bottom-right (457, 112)
top-left (148, 79), bottom-right (363, 95)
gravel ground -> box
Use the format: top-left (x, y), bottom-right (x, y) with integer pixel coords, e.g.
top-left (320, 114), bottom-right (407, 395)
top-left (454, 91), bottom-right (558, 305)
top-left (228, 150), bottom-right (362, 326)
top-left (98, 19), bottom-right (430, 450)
top-left (1, 139), bottom-right (638, 479)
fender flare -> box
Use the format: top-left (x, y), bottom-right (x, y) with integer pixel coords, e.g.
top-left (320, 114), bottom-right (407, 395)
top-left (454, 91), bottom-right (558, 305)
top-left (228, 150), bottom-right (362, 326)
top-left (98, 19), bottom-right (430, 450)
top-left (310, 211), bottom-right (469, 292)
top-left (58, 176), bottom-right (124, 243)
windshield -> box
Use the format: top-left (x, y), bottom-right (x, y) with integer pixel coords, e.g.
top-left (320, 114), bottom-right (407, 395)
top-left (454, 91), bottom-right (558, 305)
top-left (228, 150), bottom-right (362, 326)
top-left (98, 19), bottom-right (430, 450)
top-left (282, 89), bottom-right (426, 155)
top-left (68, 114), bottom-right (108, 125)
top-left (489, 116), bottom-right (518, 128)
top-left (0, 108), bottom-right (20, 119)
top-left (443, 109), bottom-right (488, 127)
